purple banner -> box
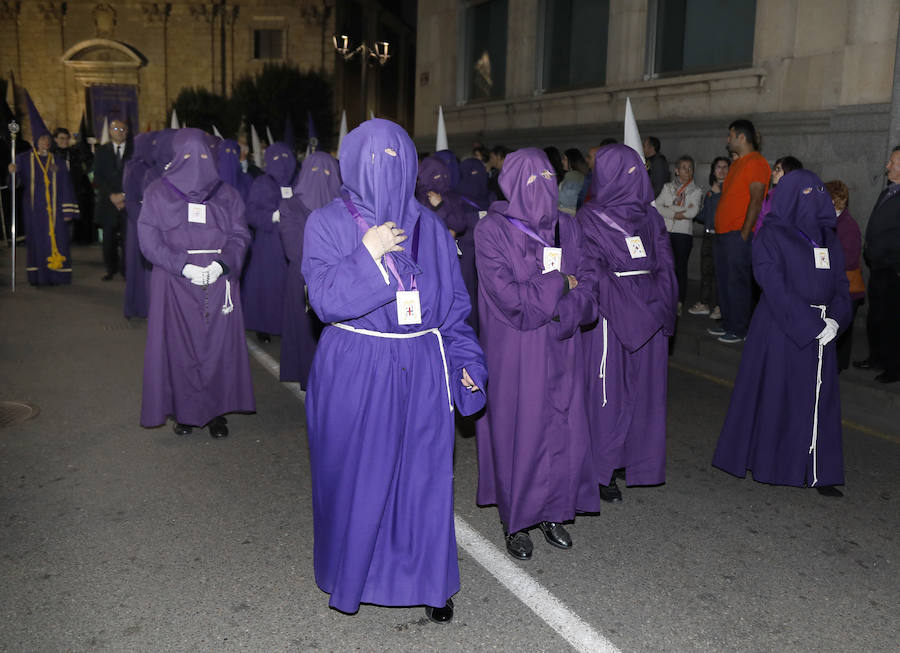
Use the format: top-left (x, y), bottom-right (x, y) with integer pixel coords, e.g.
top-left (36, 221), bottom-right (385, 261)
top-left (88, 85), bottom-right (139, 137)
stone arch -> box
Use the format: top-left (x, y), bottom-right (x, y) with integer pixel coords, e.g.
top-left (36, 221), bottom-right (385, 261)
top-left (61, 39), bottom-right (147, 69)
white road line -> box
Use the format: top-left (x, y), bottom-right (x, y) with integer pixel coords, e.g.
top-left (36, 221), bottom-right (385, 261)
top-left (246, 337), bottom-right (621, 653)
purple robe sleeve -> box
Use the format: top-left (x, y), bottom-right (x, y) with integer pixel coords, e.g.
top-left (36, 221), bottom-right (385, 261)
top-left (435, 224), bottom-right (487, 416)
top-left (553, 216), bottom-right (599, 339)
top-left (218, 193), bottom-right (251, 275)
top-left (474, 216), bottom-right (567, 331)
top-left (301, 206), bottom-right (399, 323)
top-left (652, 216), bottom-right (679, 336)
top-left (138, 191), bottom-right (189, 275)
top-left (246, 176), bottom-right (280, 233)
top-left (823, 231), bottom-right (853, 333)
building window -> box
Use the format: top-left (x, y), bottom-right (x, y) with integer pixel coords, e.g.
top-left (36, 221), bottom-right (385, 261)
top-left (540, 0), bottom-right (609, 92)
top-left (462, 0), bottom-right (507, 101)
top-left (253, 29), bottom-right (285, 60)
top-left (647, 0), bottom-right (756, 77)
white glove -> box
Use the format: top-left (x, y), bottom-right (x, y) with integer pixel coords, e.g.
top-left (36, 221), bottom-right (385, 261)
top-left (362, 221), bottom-right (407, 260)
top-left (272, 209), bottom-right (280, 223)
top-left (182, 263), bottom-right (205, 285)
top-left (205, 261), bottom-right (224, 284)
top-left (816, 317), bottom-right (839, 347)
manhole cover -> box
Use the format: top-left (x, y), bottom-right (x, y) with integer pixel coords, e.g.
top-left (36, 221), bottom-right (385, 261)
top-left (0, 401), bottom-right (40, 428)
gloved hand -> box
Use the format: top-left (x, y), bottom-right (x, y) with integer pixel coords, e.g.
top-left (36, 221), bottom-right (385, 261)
top-left (272, 209), bottom-right (280, 223)
top-left (816, 317), bottom-right (839, 347)
top-left (205, 261), bottom-right (224, 284)
top-left (182, 263), bottom-right (206, 285)
top-left (362, 221), bottom-right (407, 261)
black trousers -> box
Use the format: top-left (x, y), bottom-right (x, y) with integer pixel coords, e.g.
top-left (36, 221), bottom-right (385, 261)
top-left (669, 232), bottom-right (693, 304)
top-left (865, 267), bottom-right (900, 373)
top-left (102, 213), bottom-right (125, 276)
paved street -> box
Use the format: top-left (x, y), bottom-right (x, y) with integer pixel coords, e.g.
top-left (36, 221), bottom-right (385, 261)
top-left (1, 244), bottom-right (898, 653)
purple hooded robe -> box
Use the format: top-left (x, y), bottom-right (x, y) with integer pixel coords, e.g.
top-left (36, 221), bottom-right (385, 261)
top-left (14, 146), bottom-right (79, 285)
top-left (278, 152), bottom-right (341, 385)
top-left (578, 144), bottom-right (678, 487)
top-left (474, 148), bottom-right (601, 533)
top-left (241, 143), bottom-right (294, 335)
top-left (138, 128), bottom-right (255, 427)
top-left (457, 158), bottom-right (495, 210)
top-left (417, 155), bottom-right (480, 333)
top-left (142, 129), bottom-right (175, 191)
top-left (123, 132), bottom-right (155, 318)
top-left (217, 138), bottom-right (252, 203)
top-left (713, 170), bottom-right (852, 487)
top-left (301, 119), bottom-right (486, 613)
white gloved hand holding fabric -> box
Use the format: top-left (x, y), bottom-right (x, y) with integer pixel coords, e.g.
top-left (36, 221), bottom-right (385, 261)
top-left (205, 261), bottom-right (224, 284)
top-left (182, 263), bottom-right (206, 286)
top-left (362, 221), bottom-right (407, 261)
top-left (272, 209), bottom-right (280, 223)
top-left (816, 317), bottom-right (839, 347)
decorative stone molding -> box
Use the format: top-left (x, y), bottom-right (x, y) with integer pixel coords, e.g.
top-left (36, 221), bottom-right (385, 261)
top-left (92, 3), bottom-right (117, 37)
top-left (0, 1), bottom-right (20, 21)
top-left (61, 38), bottom-right (146, 88)
top-left (37, 1), bottom-right (65, 22)
top-left (140, 2), bottom-right (171, 25)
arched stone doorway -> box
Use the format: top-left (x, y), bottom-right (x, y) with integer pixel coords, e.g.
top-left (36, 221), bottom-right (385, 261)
top-left (61, 39), bottom-right (146, 137)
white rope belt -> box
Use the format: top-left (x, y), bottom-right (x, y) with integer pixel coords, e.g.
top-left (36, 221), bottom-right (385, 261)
top-left (613, 269), bottom-right (652, 277)
top-left (809, 304), bottom-right (827, 487)
top-left (330, 322), bottom-right (453, 413)
top-left (186, 249), bottom-right (232, 314)
top-left (598, 317), bottom-right (609, 407)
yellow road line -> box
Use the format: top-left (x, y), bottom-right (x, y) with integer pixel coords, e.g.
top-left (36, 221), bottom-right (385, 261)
top-left (668, 360), bottom-right (900, 445)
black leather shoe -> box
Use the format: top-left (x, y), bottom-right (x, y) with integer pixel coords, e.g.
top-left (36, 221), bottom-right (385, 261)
top-left (539, 521), bottom-right (572, 549)
top-left (208, 416), bottom-right (229, 438)
top-left (599, 477), bottom-right (622, 503)
top-left (875, 371), bottom-right (900, 384)
top-left (256, 331), bottom-right (271, 343)
top-left (101, 273), bottom-right (114, 281)
top-left (816, 485), bottom-right (844, 497)
top-left (424, 598), bottom-right (454, 624)
top-left (852, 358), bottom-right (883, 370)
top-left (173, 423), bottom-right (192, 436)
top-left (505, 530), bottom-right (533, 560)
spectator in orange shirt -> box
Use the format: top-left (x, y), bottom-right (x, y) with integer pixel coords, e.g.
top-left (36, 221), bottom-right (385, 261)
top-left (709, 119), bottom-right (771, 343)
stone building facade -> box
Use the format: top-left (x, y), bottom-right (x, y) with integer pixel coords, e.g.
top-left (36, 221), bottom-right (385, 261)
top-left (1, 0), bottom-right (416, 141)
top-left (415, 0), bottom-right (899, 228)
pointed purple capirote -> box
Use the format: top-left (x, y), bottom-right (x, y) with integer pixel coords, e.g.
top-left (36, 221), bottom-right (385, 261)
top-left (301, 118), bottom-right (486, 613)
top-left (138, 128), bottom-right (255, 428)
top-left (217, 139), bottom-right (252, 202)
top-left (474, 148), bottom-right (601, 533)
top-left (240, 143), bottom-right (295, 335)
top-left (578, 144), bottom-right (677, 487)
top-left (713, 170), bottom-right (852, 487)
top-left (25, 90), bottom-right (49, 141)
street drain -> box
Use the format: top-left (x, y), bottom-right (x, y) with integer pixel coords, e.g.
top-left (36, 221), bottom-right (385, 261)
top-left (0, 401), bottom-right (40, 428)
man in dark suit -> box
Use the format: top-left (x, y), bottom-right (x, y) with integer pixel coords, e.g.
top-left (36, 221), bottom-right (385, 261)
top-left (643, 136), bottom-right (671, 197)
top-left (854, 145), bottom-right (900, 383)
top-left (91, 119), bottom-right (131, 280)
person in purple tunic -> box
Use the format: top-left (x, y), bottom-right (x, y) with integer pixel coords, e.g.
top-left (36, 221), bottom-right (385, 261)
top-left (713, 170), bottom-right (852, 497)
top-left (417, 155), bottom-right (480, 333)
top-left (123, 131), bottom-right (155, 318)
top-left (9, 132), bottom-right (80, 285)
top-left (578, 144), bottom-right (678, 502)
top-left (474, 148), bottom-right (601, 560)
top-left (301, 119), bottom-right (486, 623)
top-left (457, 157), bottom-right (495, 210)
top-left (138, 128), bottom-right (255, 438)
top-left (241, 142), bottom-right (294, 342)
top-left (217, 138), bottom-right (252, 203)
top-left (278, 151), bottom-right (341, 385)
top-left (434, 149), bottom-right (460, 191)
top-left (142, 129), bottom-right (175, 190)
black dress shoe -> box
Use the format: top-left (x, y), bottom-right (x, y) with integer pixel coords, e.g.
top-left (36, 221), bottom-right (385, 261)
top-left (816, 485), bottom-right (844, 497)
top-left (173, 423), bottom-right (193, 436)
top-left (256, 331), bottom-right (271, 343)
top-left (505, 530), bottom-right (533, 560)
top-left (101, 273), bottom-right (114, 281)
top-left (208, 416), bottom-right (229, 438)
top-left (599, 477), bottom-right (623, 503)
top-left (424, 598), bottom-right (454, 624)
top-left (875, 371), bottom-right (900, 384)
top-left (538, 521), bottom-right (572, 549)
top-left (852, 358), bottom-right (883, 370)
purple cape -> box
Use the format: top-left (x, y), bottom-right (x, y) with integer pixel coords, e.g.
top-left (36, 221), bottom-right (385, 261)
top-left (474, 148), bottom-right (601, 532)
top-left (291, 151), bottom-right (342, 211)
top-left (123, 131), bottom-right (155, 318)
top-left (578, 144), bottom-right (678, 486)
top-left (217, 138), bottom-right (252, 203)
top-left (278, 194), bottom-right (320, 385)
top-left (138, 128), bottom-right (255, 427)
top-left (240, 143), bottom-right (295, 334)
top-left (301, 119), bottom-right (486, 613)
top-left (15, 150), bottom-right (78, 285)
top-left (713, 170), bottom-right (852, 486)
